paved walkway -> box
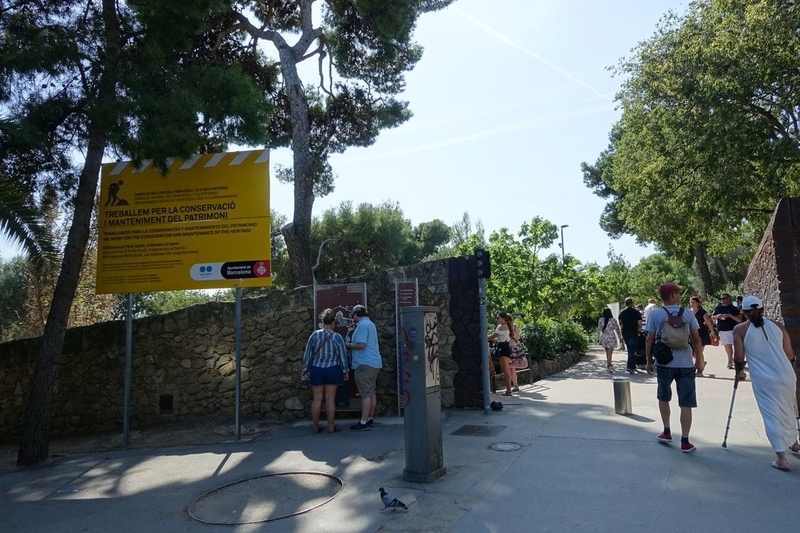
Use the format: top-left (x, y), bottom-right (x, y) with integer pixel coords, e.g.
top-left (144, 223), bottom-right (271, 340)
top-left (2, 345), bottom-right (798, 532)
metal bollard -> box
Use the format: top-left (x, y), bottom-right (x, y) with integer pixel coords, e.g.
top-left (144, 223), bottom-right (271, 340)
top-left (613, 376), bottom-right (632, 415)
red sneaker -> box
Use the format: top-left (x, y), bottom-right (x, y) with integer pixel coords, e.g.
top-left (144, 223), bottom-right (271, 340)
top-left (680, 441), bottom-right (696, 453)
top-left (656, 432), bottom-right (672, 442)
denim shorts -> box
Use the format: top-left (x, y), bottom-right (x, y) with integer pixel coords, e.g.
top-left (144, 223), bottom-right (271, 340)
top-left (656, 366), bottom-right (697, 408)
top-left (309, 365), bottom-right (343, 387)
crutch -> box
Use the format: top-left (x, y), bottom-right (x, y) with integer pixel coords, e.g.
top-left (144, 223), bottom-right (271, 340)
top-left (796, 413), bottom-right (800, 442)
top-left (792, 393), bottom-right (800, 453)
top-left (721, 366), bottom-right (743, 448)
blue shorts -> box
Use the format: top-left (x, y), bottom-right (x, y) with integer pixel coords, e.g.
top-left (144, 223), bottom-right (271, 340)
top-left (656, 366), bottom-right (697, 408)
top-left (309, 365), bottom-right (343, 387)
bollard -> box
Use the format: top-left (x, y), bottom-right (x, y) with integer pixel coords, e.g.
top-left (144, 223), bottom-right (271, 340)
top-left (613, 376), bottom-right (632, 415)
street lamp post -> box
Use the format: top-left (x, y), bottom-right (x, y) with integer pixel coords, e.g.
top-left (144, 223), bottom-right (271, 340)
top-left (559, 224), bottom-right (569, 261)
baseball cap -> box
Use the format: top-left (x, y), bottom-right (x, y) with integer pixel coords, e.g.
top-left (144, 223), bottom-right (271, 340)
top-left (351, 305), bottom-right (367, 316)
top-left (741, 295), bottom-right (763, 310)
top-left (658, 283), bottom-right (681, 298)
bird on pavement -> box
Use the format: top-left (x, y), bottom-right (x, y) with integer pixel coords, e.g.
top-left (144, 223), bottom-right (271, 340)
top-left (378, 487), bottom-right (408, 511)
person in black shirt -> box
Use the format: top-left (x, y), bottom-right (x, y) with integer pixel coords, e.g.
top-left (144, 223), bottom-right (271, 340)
top-left (619, 297), bottom-right (643, 374)
top-left (712, 293), bottom-right (742, 369)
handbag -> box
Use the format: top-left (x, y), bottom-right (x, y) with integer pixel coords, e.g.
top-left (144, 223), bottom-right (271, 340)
top-left (710, 335), bottom-right (719, 347)
top-left (652, 341), bottom-right (673, 365)
top-left (509, 355), bottom-right (528, 369)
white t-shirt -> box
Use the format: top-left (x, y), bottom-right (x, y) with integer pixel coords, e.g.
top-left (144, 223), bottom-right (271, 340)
top-left (494, 326), bottom-right (510, 342)
top-left (643, 302), bottom-right (657, 321)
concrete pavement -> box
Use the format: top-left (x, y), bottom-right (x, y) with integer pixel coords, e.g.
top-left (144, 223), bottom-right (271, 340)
top-left (2, 345), bottom-right (798, 532)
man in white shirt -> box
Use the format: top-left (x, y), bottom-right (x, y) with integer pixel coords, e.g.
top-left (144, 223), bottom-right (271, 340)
top-left (642, 299), bottom-right (657, 325)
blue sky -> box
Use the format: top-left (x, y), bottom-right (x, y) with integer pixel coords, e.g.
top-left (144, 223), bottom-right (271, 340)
top-left (1, 0), bottom-right (689, 266)
top-left (266, 0), bottom-right (689, 266)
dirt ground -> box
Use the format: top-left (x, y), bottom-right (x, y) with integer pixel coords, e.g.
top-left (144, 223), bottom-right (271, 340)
top-left (0, 415), bottom-right (273, 473)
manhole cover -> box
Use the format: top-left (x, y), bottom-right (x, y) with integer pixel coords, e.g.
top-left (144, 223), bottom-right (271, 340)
top-left (451, 424), bottom-right (506, 437)
top-left (188, 471), bottom-right (343, 525)
top-left (489, 442), bottom-right (523, 452)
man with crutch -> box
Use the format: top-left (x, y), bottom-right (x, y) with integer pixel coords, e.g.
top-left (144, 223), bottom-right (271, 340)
top-left (645, 283), bottom-right (704, 453)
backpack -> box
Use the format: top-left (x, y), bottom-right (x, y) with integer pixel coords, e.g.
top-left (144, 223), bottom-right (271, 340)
top-left (660, 306), bottom-right (690, 349)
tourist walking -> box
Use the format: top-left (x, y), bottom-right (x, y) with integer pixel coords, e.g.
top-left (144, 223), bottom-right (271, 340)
top-left (597, 308), bottom-right (622, 372)
top-left (712, 293), bottom-right (742, 370)
top-left (619, 298), bottom-right (643, 374)
top-left (645, 283), bottom-right (704, 452)
top-left (689, 295), bottom-right (717, 376)
top-left (733, 296), bottom-right (798, 471)
top-left (643, 298), bottom-right (657, 327)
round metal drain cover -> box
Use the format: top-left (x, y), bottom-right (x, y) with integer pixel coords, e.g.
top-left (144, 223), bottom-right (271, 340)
top-left (489, 442), bottom-right (523, 452)
top-left (188, 471), bottom-right (343, 525)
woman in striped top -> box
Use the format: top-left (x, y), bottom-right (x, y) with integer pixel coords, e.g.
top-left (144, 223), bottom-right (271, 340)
top-left (302, 308), bottom-right (350, 433)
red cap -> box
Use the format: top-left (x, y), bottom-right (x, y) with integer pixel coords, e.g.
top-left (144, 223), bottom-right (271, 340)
top-left (658, 283), bottom-right (681, 298)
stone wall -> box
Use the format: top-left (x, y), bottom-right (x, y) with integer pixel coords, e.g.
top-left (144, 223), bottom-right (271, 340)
top-left (0, 260), bottom-right (454, 442)
top-left (744, 197), bottom-right (800, 353)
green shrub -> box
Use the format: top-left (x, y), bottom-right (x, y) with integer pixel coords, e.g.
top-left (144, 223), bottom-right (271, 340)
top-left (519, 317), bottom-right (589, 361)
top-left (553, 320), bottom-right (589, 354)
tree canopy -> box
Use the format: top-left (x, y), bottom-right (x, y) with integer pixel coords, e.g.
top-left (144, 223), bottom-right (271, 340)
top-left (583, 0), bottom-right (800, 294)
top-left (467, 216), bottom-right (609, 323)
top-left (285, 200), bottom-right (450, 284)
top-left (231, 0), bottom-right (455, 286)
top-left (0, 119), bottom-right (57, 270)
top-left (2, 0), bottom-right (272, 465)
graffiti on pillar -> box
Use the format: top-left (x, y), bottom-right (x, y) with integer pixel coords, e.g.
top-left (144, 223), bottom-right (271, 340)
top-left (424, 311), bottom-right (439, 388)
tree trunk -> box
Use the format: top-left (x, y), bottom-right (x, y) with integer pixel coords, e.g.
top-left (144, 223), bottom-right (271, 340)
top-left (17, 130), bottom-right (107, 465)
top-left (693, 241), bottom-right (713, 296)
top-left (278, 45), bottom-right (315, 287)
top-left (17, 0), bottom-right (119, 466)
top-left (715, 256), bottom-right (732, 286)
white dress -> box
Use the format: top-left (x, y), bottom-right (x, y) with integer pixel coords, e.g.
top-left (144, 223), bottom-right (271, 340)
top-left (597, 318), bottom-right (619, 349)
top-left (742, 320), bottom-right (797, 452)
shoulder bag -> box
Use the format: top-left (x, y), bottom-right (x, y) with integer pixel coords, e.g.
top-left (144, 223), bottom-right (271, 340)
top-left (302, 331), bottom-right (335, 382)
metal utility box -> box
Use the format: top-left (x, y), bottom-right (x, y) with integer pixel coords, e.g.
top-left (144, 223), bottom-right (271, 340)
top-left (400, 306), bottom-right (446, 483)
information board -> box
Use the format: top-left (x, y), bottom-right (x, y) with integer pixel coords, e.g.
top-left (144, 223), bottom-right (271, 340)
top-left (96, 150), bottom-right (271, 293)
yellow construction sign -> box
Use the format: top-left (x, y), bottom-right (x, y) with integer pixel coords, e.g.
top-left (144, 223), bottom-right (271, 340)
top-left (96, 150), bottom-right (271, 294)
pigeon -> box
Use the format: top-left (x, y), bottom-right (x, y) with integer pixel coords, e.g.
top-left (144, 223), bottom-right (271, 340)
top-left (378, 487), bottom-right (408, 511)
